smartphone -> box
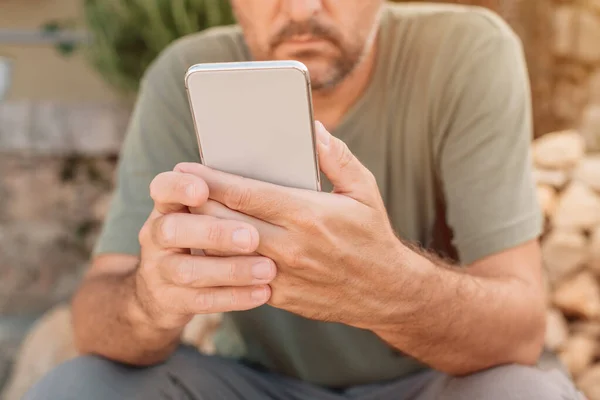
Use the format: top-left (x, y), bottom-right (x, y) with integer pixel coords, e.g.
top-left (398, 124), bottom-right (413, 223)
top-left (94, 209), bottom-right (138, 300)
top-left (185, 60), bottom-right (321, 192)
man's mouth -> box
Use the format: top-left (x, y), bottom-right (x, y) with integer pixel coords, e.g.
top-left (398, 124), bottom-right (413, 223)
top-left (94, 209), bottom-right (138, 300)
top-left (285, 34), bottom-right (322, 43)
top-left (278, 36), bottom-right (329, 49)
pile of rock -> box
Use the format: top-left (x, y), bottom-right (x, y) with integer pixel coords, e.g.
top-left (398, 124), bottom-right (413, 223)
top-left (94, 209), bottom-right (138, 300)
top-left (535, 130), bottom-right (600, 399)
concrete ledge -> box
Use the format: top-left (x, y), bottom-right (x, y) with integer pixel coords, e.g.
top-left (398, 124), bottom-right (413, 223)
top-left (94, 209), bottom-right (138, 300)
top-left (0, 101), bottom-right (130, 156)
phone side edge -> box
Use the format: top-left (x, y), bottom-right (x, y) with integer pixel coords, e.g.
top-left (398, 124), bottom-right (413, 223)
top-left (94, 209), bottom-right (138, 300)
top-left (184, 80), bottom-right (206, 165)
top-left (301, 67), bottom-right (322, 192)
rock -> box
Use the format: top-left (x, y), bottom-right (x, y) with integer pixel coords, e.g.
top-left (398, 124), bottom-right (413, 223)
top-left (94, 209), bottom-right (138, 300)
top-left (30, 102), bottom-right (69, 155)
top-left (545, 309), bottom-right (569, 351)
top-left (83, 225), bottom-right (102, 254)
top-left (552, 182), bottom-right (600, 230)
top-left (585, 0), bottom-right (600, 14)
top-left (571, 321), bottom-right (600, 339)
top-left (0, 315), bottom-right (39, 392)
top-left (90, 157), bottom-right (117, 188)
top-left (573, 154), bottom-right (600, 192)
top-left (92, 193), bottom-right (113, 222)
top-left (0, 102), bottom-right (32, 152)
top-left (581, 105), bottom-right (600, 153)
top-left (553, 5), bottom-right (576, 58)
top-left (66, 105), bottom-right (127, 156)
top-left (181, 313), bottom-right (223, 355)
top-left (576, 364), bottom-right (600, 400)
top-left (590, 226), bottom-right (600, 277)
top-left (0, 102), bottom-right (129, 156)
top-left (556, 63), bottom-right (589, 84)
top-left (0, 353), bottom-right (11, 396)
top-left (590, 69), bottom-right (600, 105)
top-left (553, 6), bottom-right (600, 64)
top-left (575, 9), bottom-right (600, 64)
top-left (552, 82), bottom-right (589, 125)
top-left (533, 168), bottom-right (570, 189)
top-left (542, 230), bottom-right (587, 284)
top-left (0, 222), bottom-right (85, 315)
top-left (532, 130), bottom-right (585, 169)
top-left (537, 185), bottom-right (557, 217)
top-left (558, 334), bottom-right (597, 378)
top-left (0, 305), bottom-right (77, 400)
top-left (0, 157), bottom-right (101, 224)
top-left (553, 271), bottom-right (600, 319)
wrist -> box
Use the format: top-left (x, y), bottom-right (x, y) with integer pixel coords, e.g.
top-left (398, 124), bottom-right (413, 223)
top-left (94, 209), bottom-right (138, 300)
top-left (130, 273), bottom-right (188, 336)
top-left (359, 240), bottom-right (430, 332)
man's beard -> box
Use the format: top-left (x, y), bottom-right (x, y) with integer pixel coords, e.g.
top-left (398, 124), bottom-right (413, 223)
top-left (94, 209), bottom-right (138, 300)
top-left (268, 19), bottom-right (366, 91)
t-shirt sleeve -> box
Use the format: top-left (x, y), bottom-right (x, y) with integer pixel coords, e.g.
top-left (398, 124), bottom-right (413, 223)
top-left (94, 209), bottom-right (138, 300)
top-left (92, 43), bottom-right (199, 257)
top-left (434, 25), bottom-right (543, 265)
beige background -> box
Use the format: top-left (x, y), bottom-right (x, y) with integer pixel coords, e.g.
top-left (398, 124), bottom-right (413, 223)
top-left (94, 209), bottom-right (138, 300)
top-left (0, 0), bottom-right (120, 102)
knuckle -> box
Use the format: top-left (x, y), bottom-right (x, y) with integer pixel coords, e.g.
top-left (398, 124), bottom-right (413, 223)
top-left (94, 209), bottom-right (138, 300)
top-left (223, 183), bottom-right (251, 211)
top-left (337, 142), bottom-right (354, 170)
top-left (282, 245), bottom-right (305, 267)
top-left (173, 257), bottom-right (195, 285)
top-left (196, 290), bottom-right (215, 312)
top-left (269, 282), bottom-right (291, 308)
top-left (229, 288), bottom-right (238, 307)
top-left (138, 221), bottom-right (152, 246)
top-left (135, 266), bottom-right (164, 312)
top-left (138, 258), bottom-right (158, 282)
top-left (293, 210), bottom-right (321, 233)
top-left (154, 214), bottom-right (178, 248)
top-left (228, 261), bottom-right (240, 284)
top-left (206, 222), bottom-right (226, 247)
top-left (364, 168), bottom-right (377, 185)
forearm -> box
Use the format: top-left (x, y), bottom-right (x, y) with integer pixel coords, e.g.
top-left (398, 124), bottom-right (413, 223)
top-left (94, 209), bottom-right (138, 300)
top-left (369, 245), bottom-right (546, 376)
top-left (71, 270), bottom-right (183, 366)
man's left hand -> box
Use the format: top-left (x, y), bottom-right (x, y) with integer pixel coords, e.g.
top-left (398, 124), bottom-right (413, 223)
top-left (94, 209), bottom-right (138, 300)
top-left (175, 122), bottom-right (403, 328)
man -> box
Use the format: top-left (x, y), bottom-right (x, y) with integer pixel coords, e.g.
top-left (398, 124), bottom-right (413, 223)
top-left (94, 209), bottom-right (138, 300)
top-left (26, 1), bottom-right (582, 399)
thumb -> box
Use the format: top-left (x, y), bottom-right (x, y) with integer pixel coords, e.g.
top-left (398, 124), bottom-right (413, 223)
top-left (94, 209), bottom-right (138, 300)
top-left (314, 121), bottom-right (375, 199)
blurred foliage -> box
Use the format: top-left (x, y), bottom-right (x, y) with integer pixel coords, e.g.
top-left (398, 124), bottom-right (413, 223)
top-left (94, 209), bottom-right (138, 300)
top-left (41, 21), bottom-right (78, 56)
top-left (82, 0), bottom-right (236, 93)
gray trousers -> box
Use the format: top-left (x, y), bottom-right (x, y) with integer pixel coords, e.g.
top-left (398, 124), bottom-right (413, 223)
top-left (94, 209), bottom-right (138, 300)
top-left (24, 345), bottom-right (583, 400)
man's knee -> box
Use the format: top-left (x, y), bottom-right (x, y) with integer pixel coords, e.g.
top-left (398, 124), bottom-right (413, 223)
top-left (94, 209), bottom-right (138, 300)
top-left (23, 355), bottom-right (152, 400)
top-left (443, 364), bottom-right (583, 400)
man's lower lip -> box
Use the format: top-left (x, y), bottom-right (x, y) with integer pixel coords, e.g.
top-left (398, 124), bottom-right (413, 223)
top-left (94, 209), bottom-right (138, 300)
top-left (281, 39), bottom-right (326, 45)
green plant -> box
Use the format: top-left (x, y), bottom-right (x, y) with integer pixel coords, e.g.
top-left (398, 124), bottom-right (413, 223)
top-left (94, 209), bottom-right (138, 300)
top-left (82, 0), bottom-right (236, 93)
top-left (41, 21), bottom-right (79, 56)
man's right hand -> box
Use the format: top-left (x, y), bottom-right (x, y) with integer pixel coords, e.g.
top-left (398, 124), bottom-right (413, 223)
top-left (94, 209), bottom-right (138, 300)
top-left (134, 170), bottom-right (276, 331)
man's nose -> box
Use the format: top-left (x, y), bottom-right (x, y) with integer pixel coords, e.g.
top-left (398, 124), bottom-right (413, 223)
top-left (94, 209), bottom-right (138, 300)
top-left (284, 0), bottom-right (323, 21)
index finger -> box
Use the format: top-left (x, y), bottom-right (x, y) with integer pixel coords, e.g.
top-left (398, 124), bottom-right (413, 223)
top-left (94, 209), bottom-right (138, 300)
top-left (175, 162), bottom-right (308, 224)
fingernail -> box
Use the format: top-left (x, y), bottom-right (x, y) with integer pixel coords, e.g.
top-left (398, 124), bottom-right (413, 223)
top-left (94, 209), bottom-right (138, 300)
top-left (232, 229), bottom-right (252, 250)
top-left (252, 287), bottom-right (266, 301)
top-left (252, 262), bottom-right (273, 280)
top-left (315, 121), bottom-right (330, 146)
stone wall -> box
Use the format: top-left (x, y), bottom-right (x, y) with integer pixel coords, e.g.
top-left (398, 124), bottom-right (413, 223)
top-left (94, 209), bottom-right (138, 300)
top-left (0, 101), bottom-right (126, 388)
top-left (534, 131), bottom-right (600, 398)
top-left (552, 0), bottom-right (600, 148)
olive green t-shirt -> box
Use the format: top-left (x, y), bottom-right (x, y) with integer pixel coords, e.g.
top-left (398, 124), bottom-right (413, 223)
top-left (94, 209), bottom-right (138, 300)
top-left (94, 2), bottom-right (543, 388)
